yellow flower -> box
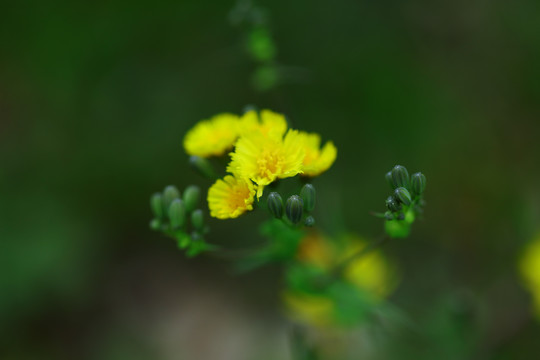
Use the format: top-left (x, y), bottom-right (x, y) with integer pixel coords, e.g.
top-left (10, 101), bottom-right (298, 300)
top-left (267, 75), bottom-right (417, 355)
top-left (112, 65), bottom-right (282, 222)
top-left (343, 239), bottom-right (395, 299)
top-left (183, 113), bottom-right (240, 157)
top-left (519, 234), bottom-right (540, 317)
top-left (239, 109), bottom-right (288, 139)
top-left (297, 233), bottom-right (394, 299)
top-left (207, 175), bottom-right (256, 219)
top-left (297, 131), bottom-right (337, 177)
top-left (282, 291), bottom-right (334, 327)
top-left (296, 232), bottom-right (335, 269)
top-left (227, 129), bottom-right (305, 198)
top-left (283, 233), bottom-right (396, 327)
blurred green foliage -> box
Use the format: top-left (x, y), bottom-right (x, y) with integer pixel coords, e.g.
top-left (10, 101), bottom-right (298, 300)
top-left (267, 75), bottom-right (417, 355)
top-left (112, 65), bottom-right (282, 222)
top-left (2, 0), bottom-right (540, 359)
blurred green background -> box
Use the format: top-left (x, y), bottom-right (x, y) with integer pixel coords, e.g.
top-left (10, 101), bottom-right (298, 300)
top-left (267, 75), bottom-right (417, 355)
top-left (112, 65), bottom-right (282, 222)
top-left (2, 0), bottom-right (540, 359)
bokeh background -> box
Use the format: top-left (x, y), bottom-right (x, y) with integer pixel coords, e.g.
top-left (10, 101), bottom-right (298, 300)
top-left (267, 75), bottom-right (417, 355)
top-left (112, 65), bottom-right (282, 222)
top-left (2, 0), bottom-right (540, 359)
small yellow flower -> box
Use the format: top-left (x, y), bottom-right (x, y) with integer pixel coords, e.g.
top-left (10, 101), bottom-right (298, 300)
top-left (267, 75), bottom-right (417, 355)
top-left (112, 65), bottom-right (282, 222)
top-left (298, 131), bottom-right (337, 177)
top-left (227, 129), bottom-right (304, 198)
top-left (297, 233), bottom-right (394, 299)
top-left (183, 113), bottom-right (240, 157)
top-left (283, 233), bottom-right (396, 327)
top-left (282, 292), bottom-right (334, 327)
top-left (207, 175), bottom-right (256, 219)
top-left (239, 109), bottom-right (288, 139)
top-left (519, 234), bottom-right (540, 317)
top-left (343, 239), bottom-right (394, 299)
top-left (296, 232), bottom-right (334, 269)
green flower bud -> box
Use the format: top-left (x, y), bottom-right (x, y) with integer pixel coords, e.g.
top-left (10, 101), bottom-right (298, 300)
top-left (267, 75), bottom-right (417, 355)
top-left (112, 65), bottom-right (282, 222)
top-left (183, 185), bottom-right (200, 213)
top-left (411, 172), bottom-right (426, 197)
top-left (390, 165), bottom-right (409, 189)
top-left (385, 171), bottom-right (394, 189)
top-left (304, 216), bottom-right (315, 227)
top-left (285, 195), bottom-right (304, 225)
top-left (267, 192), bottom-right (284, 218)
top-left (300, 184), bottom-right (316, 212)
top-left (191, 209), bottom-right (204, 230)
top-left (149, 218), bottom-right (161, 230)
top-left (150, 192), bottom-right (164, 218)
top-left (384, 211), bottom-right (394, 220)
top-left (163, 185), bottom-right (181, 213)
top-left (394, 187), bottom-right (412, 206)
top-left (386, 196), bottom-right (402, 212)
top-left (397, 213), bottom-right (405, 220)
top-left (189, 156), bottom-right (216, 179)
top-left (168, 199), bottom-right (186, 229)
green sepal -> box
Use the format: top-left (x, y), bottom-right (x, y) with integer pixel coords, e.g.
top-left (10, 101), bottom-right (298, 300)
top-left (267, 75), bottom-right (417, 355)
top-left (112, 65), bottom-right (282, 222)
top-left (150, 193), bottom-right (164, 218)
top-left (390, 165), bottom-right (410, 189)
top-left (163, 185), bottom-right (181, 213)
top-left (168, 199), bottom-right (186, 229)
top-left (300, 184), bottom-right (316, 213)
top-left (183, 185), bottom-right (201, 213)
top-left (285, 195), bottom-right (304, 225)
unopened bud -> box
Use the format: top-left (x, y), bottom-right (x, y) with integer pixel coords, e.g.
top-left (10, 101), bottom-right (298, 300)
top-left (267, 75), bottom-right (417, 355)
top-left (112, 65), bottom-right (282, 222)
top-left (386, 196), bottom-right (402, 212)
top-left (163, 185), bottom-right (181, 212)
top-left (411, 172), bottom-right (426, 197)
top-left (385, 171), bottom-right (394, 189)
top-left (149, 218), bottom-right (161, 230)
top-left (304, 216), bottom-right (315, 227)
top-left (285, 195), bottom-right (304, 224)
top-left (168, 199), bottom-right (186, 229)
top-left (267, 192), bottom-right (284, 218)
top-left (397, 213), bottom-right (405, 220)
top-left (183, 185), bottom-right (200, 212)
top-left (390, 165), bottom-right (409, 189)
top-left (191, 209), bottom-right (204, 230)
top-left (150, 192), bottom-right (164, 218)
top-left (394, 187), bottom-right (412, 206)
top-left (189, 156), bottom-right (216, 179)
top-left (300, 184), bottom-right (316, 212)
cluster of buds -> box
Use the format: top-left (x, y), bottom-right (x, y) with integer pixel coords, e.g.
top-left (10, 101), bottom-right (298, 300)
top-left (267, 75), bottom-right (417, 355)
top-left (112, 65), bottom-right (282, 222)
top-left (150, 184), bottom-right (209, 256)
top-left (381, 165), bottom-right (426, 237)
top-left (267, 184), bottom-right (316, 227)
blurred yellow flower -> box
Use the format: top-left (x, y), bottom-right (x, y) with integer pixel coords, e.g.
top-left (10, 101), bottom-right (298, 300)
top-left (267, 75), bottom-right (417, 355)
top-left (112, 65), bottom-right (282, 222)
top-left (207, 175), bottom-right (256, 219)
top-left (239, 109), bottom-right (288, 139)
top-left (284, 233), bottom-right (396, 327)
top-left (343, 242), bottom-right (394, 299)
top-left (296, 232), bottom-right (334, 268)
top-left (183, 113), bottom-right (240, 157)
top-left (297, 131), bottom-right (337, 177)
top-left (283, 292), bottom-right (334, 327)
top-left (519, 234), bottom-right (540, 317)
top-left (227, 129), bottom-right (305, 198)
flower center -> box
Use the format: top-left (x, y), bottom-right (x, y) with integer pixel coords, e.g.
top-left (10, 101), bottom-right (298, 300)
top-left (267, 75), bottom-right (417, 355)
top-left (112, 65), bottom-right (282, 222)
top-left (257, 148), bottom-right (283, 178)
top-left (228, 183), bottom-right (250, 210)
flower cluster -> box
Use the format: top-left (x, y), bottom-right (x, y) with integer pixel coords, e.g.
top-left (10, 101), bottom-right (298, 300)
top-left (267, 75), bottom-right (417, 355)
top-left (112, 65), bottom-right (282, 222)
top-left (183, 109), bottom-right (337, 219)
top-left (149, 184), bottom-right (209, 256)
